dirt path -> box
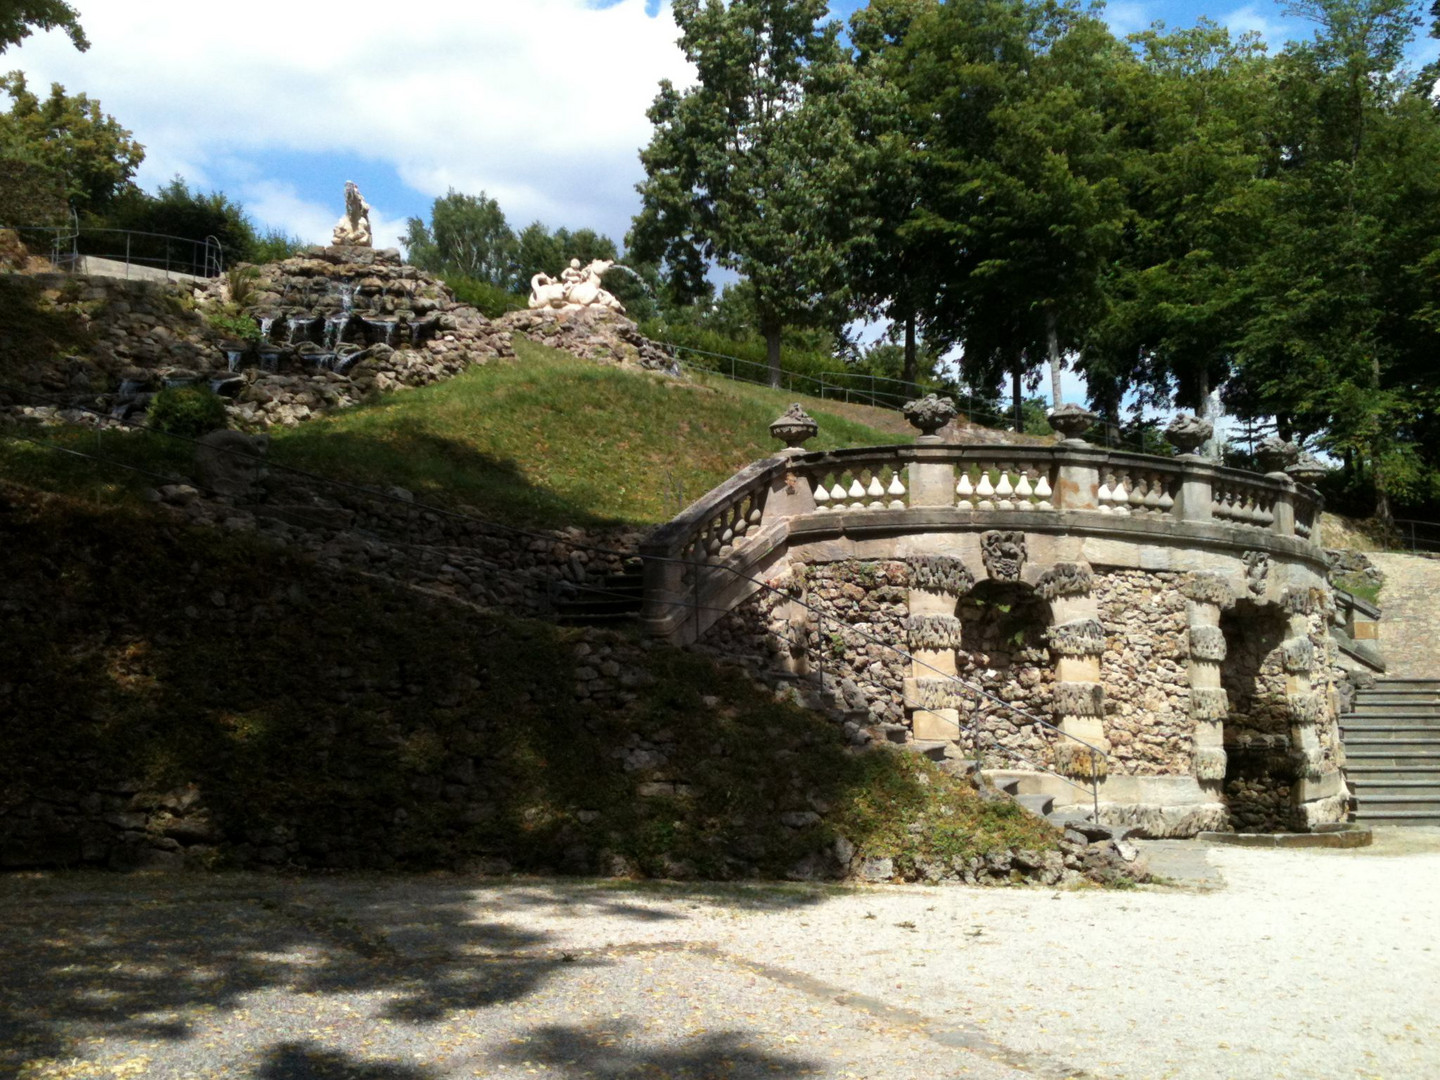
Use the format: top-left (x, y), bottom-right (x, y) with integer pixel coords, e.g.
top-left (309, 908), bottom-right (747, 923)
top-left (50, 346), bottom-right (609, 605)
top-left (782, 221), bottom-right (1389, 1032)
top-left (3, 829), bottom-right (1437, 1080)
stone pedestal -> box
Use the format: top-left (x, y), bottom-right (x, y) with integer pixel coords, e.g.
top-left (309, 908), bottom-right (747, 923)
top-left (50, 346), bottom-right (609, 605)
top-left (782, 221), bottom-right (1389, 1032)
top-left (1040, 562), bottom-right (1110, 777)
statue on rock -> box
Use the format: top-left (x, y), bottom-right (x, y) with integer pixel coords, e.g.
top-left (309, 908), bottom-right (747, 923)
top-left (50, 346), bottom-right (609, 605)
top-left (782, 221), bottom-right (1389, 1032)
top-left (529, 258), bottom-right (626, 313)
top-left (332, 181), bottom-right (373, 247)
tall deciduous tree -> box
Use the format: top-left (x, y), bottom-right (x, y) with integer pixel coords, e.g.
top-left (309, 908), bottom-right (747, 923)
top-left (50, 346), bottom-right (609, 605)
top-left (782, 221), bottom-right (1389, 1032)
top-left (0, 1), bottom-right (85, 53)
top-left (402, 189), bottom-right (516, 286)
top-left (0, 72), bottom-right (143, 213)
top-left (897, 0), bottom-right (1128, 424)
top-left (628, 0), bottom-right (864, 387)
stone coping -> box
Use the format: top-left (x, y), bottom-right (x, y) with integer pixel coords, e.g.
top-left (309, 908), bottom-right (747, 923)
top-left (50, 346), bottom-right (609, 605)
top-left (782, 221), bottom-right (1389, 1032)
top-left (1197, 825), bottom-right (1373, 849)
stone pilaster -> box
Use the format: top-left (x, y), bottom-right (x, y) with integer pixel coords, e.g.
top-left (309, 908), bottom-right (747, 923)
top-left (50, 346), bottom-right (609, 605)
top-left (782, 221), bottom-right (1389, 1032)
top-left (904, 556), bottom-right (975, 743)
top-left (1040, 562), bottom-right (1109, 778)
top-left (1182, 573), bottom-right (1236, 783)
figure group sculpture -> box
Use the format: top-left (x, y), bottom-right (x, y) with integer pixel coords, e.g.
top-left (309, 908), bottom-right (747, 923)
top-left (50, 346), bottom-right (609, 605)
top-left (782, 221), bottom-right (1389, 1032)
top-left (529, 258), bottom-right (625, 313)
top-left (332, 181), bottom-right (373, 247)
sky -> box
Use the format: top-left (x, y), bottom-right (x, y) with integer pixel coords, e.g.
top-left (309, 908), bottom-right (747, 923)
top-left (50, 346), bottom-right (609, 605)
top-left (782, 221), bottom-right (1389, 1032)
top-left (6, 0), bottom-right (1438, 412)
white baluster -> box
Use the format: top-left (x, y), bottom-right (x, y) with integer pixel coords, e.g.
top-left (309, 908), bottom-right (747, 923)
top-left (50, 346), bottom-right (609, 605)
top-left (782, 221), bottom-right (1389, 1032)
top-left (848, 477), bottom-right (866, 509)
top-left (957, 472), bottom-right (975, 510)
top-left (1034, 473), bottom-right (1053, 509)
top-left (1112, 476), bottom-right (1131, 515)
top-left (867, 473), bottom-right (886, 509)
top-left (814, 479), bottom-right (831, 512)
top-left (887, 471), bottom-right (906, 510)
top-left (976, 470), bottom-right (996, 510)
top-left (1128, 475), bottom-right (1147, 511)
top-left (1016, 472), bottom-right (1034, 502)
top-left (996, 470), bottom-right (1015, 510)
top-left (1097, 479), bottom-right (1115, 512)
top-left (830, 481), bottom-right (848, 506)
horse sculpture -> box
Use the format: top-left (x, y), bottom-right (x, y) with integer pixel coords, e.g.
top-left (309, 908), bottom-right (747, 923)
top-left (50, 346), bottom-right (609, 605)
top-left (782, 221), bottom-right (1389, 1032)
top-left (529, 258), bottom-right (626, 313)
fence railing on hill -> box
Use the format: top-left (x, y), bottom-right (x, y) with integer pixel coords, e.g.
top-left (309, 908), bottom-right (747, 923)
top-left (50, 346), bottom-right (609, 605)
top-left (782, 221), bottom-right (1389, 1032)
top-left (3, 222), bottom-right (225, 281)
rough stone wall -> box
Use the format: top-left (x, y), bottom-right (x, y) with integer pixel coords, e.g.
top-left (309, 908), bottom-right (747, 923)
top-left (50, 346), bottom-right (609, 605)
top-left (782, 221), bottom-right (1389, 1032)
top-left (1221, 602), bottom-right (1298, 831)
top-left (953, 583), bottom-right (1055, 770)
top-left (1095, 571), bottom-right (1193, 776)
top-left (4, 252), bottom-right (677, 433)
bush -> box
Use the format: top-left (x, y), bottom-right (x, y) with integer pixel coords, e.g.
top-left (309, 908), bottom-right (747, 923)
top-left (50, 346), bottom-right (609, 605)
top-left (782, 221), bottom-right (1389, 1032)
top-left (442, 273), bottom-right (528, 319)
top-left (206, 310), bottom-right (260, 341)
top-left (147, 385), bottom-right (227, 438)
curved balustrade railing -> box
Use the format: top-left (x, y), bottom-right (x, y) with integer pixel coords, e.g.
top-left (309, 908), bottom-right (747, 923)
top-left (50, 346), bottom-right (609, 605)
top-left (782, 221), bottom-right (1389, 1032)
top-left (642, 442), bottom-right (1325, 642)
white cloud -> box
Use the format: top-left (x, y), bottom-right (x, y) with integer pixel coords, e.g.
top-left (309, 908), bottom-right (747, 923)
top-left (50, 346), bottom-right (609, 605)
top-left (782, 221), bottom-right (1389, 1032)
top-left (7, 0), bottom-right (692, 244)
top-left (1221, 4), bottom-right (1300, 46)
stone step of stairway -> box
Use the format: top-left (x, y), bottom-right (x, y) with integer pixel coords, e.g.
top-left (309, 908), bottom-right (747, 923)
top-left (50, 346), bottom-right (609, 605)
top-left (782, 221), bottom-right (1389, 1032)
top-left (1352, 795), bottom-right (1440, 814)
top-left (1344, 715), bottom-right (1440, 728)
top-left (1342, 727), bottom-right (1440, 740)
top-left (1349, 779), bottom-right (1440, 798)
top-left (1351, 810), bottom-right (1440, 824)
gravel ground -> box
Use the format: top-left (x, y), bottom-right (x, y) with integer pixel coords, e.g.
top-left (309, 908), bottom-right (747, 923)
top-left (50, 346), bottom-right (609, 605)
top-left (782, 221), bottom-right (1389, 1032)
top-left (2, 828), bottom-right (1437, 1080)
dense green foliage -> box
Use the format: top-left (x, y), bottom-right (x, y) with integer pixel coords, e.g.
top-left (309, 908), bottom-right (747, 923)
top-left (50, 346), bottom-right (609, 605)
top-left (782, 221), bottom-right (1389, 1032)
top-left (629, 0), bottom-right (1440, 519)
top-left (146, 385), bottom-right (228, 439)
top-left (0, 1), bottom-right (85, 54)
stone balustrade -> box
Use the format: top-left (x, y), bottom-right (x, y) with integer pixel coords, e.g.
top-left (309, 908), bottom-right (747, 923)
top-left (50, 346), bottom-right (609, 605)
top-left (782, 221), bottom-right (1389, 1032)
top-left (642, 442), bottom-right (1325, 642)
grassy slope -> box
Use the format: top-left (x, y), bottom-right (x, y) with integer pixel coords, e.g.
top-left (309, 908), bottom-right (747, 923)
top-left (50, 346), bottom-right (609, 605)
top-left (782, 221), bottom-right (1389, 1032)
top-left (1, 484), bottom-right (1056, 877)
top-left (0, 338), bottom-right (910, 528)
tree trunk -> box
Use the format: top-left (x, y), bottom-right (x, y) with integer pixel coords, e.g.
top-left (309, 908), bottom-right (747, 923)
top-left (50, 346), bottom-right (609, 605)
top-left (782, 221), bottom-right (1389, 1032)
top-left (902, 312), bottom-right (918, 392)
top-left (764, 322), bottom-right (782, 390)
top-left (1046, 308), bottom-right (1063, 408)
top-left (1012, 363), bottom-right (1023, 433)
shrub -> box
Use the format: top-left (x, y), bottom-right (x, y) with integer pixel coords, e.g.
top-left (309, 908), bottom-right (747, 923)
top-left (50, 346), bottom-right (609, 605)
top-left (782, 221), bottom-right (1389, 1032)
top-left (206, 310), bottom-right (260, 341)
top-left (147, 385), bottom-right (227, 438)
top-left (442, 273), bottom-right (528, 319)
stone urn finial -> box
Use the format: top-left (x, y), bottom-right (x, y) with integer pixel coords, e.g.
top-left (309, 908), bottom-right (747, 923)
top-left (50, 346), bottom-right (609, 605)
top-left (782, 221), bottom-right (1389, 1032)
top-left (1256, 437), bottom-right (1301, 475)
top-left (902, 393), bottom-right (957, 439)
top-left (770, 403), bottom-right (818, 449)
top-left (1287, 452), bottom-right (1328, 486)
top-left (1047, 402), bottom-right (1099, 444)
top-left (1164, 413), bottom-right (1214, 457)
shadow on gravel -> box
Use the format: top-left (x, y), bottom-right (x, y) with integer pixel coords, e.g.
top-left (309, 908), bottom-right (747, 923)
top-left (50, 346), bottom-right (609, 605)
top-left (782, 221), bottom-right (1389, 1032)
top-left (257, 1041), bottom-right (439, 1080)
top-left (0, 876), bottom-right (835, 1077)
top-left (499, 1022), bottom-right (819, 1079)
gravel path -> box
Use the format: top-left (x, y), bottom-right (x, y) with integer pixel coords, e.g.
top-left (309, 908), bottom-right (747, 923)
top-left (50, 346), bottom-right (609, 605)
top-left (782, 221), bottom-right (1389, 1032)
top-left (3, 828), bottom-right (1437, 1080)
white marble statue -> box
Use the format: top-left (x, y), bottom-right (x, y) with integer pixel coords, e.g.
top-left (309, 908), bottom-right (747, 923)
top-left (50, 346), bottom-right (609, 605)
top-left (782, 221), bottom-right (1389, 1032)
top-left (332, 181), bottom-right (373, 247)
top-left (529, 258), bottom-right (625, 313)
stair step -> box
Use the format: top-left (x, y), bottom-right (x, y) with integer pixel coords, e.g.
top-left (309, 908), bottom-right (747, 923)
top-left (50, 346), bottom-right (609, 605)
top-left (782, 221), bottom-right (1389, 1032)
top-left (1349, 781), bottom-right (1440, 797)
top-left (1345, 766), bottom-right (1440, 777)
top-left (1345, 713), bottom-right (1440, 723)
top-left (1351, 811), bottom-right (1440, 824)
top-left (1341, 728), bottom-right (1440, 739)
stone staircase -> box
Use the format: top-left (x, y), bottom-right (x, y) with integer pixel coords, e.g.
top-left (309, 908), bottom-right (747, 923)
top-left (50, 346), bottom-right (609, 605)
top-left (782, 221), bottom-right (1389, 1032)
top-left (553, 565), bottom-right (646, 626)
top-left (1343, 679), bottom-right (1440, 825)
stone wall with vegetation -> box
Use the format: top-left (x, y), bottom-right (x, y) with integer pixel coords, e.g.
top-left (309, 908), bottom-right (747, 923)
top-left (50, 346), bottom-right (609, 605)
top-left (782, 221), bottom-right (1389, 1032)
top-left (0, 484), bottom-right (1108, 885)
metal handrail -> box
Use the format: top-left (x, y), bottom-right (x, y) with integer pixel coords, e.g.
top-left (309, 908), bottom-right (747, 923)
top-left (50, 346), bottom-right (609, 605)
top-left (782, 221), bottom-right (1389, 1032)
top-left (1, 223), bottom-right (227, 279)
top-left (1386, 518), bottom-right (1440, 554)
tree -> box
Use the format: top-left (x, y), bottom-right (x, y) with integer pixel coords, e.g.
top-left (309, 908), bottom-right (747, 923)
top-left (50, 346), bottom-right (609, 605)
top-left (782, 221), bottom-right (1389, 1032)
top-left (403, 189), bottom-right (516, 285)
top-left (0, 72), bottom-right (143, 213)
top-left (104, 177), bottom-right (259, 265)
top-left (629, 0), bottom-right (865, 387)
top-left (0, 1), bottom-right (85, 54)
top-left (1081, 21), bottom-right (1276, 424)
top-left (896, 0), bottom-right (1130, 424)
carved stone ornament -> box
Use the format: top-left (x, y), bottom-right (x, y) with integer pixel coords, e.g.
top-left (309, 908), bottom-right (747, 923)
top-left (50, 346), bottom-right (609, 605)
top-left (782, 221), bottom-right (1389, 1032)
top-left (1281, 637), bottom-right (1316, 674)
top-left (980, 530), bottom-right (1027, 582)
top-left (906, 677), bottom-right (963, 712)
top-left (1052, 681), bottom-right (1105, 717)
top-left (332, 181), bottom-right (373, 247)
top-left (769, 403), bottom-right (818, 449)
top-left (1288, 691), bottom-right (1327, 725)
top-left (1164, 413), bottom-right (1214, 456)
top-left (902, 393), bottom-right (957, 437)
top-left (907, 555), bottom-right (975, 597)
top-left (1047, 618), bottom-right (1106, 657)
top-left (1047, 402), bottom-right (1100, 443)
top-left (1193, 747), bottom-right (1228, 781)
top-left (528, 257), bottom-right (626, 313)
top-left (1281, 586), bottom-right (1317, 617)
top-left (1242, 551), bottom-right (1271, 597)
top-left (1181, 573), bottom-right (1236, 609)
top-left (1256, 437), bottom-right (1301, 474)
top-left (1036, 562), bottom-right (1092, 601)
top-left (907, 614), bottom-right (964, 652)
top-left (1188, 625), bottom-right (1228, 662)
top-left (1190, 686), bottom-right (1230, 721)
top-left (1287, 453), bottom-right (1328, 486)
